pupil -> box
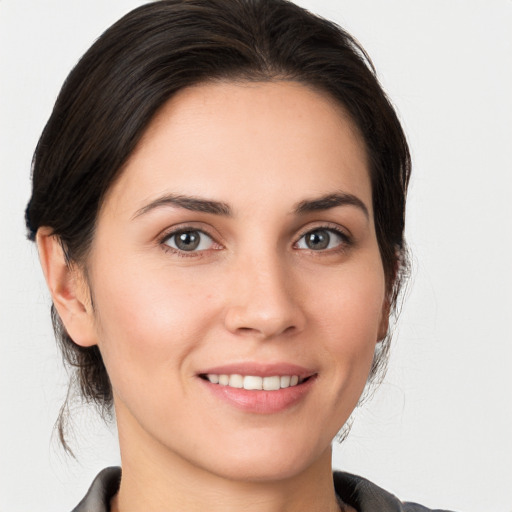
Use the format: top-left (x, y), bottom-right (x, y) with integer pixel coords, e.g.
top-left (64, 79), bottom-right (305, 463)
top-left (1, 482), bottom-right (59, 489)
top-left (176, 231), bottom-right (200, 251)
top-left (306, 230), bottom-right (329, 250)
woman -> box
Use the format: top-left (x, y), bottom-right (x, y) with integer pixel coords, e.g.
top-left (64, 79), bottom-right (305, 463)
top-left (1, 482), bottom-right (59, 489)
top-left (25, 0), bottom-right (451, 511)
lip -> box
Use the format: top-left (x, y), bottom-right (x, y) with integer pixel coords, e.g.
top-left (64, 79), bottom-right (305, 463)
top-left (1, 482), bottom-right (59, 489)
top-left (197, 362), bottom-right (317, 414)
top-left (198, 362), bottom-right (315, 378)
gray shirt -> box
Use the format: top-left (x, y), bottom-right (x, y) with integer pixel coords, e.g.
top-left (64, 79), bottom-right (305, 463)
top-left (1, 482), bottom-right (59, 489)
top-left (71, 467), bottom-right (456, 512)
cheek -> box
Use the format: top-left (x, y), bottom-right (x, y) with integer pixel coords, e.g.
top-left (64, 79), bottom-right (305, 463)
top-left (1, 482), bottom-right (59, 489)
top-left (88, 258), bottom-right (219, 394)
top-left (305, 259), bottom-right (386, 377)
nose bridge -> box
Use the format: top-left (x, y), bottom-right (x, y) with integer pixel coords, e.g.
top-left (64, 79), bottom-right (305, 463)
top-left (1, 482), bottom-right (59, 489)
top-left (223, 245), bottom-right (305, 339)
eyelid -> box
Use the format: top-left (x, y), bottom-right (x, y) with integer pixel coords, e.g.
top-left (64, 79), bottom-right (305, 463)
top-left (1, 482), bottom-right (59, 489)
top-left (294, 223), bottom-right (353, 251)
top-left (295, 222), bottom-right (352, 241)
top-left (155, 221), bottom-right (353, 256)
top-left (157, 223), bottom-right (223, 256)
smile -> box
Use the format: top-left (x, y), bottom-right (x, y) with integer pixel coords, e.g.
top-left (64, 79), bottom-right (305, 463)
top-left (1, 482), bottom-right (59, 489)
top-left (203, 374), bottom-right (305, 390)
top-left (199, 368), bottom-right (317, 413)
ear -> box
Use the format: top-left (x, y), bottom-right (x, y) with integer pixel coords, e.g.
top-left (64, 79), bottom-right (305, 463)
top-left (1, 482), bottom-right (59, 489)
top-left (377, 261), bottom-right (398, 342)
top-left (36, 227), bottom-right (98, 348)
top-left (377, 297), bottom-right (390, 342)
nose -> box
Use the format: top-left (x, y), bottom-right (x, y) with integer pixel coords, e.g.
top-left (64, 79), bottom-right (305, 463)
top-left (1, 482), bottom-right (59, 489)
top-left (223, 254), bottom-right (306, 340)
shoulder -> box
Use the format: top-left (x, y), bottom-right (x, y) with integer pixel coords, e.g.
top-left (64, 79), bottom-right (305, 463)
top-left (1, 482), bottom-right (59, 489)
top-left (71, 467), bottom-right (121, 512)
top-left (333, 471), bottom-right (458, 512)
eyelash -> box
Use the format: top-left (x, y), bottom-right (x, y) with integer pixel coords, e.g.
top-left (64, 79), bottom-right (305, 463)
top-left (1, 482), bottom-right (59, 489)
top-left (294, 224), bottom-right (353, 254)
top-left (158, 224), bottom-right (353, 257)
top-left (159, 226), bottom-right (219, 258)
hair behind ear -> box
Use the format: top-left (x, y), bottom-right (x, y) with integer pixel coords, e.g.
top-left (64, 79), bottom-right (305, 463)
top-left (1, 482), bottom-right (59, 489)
top-left (37, 228), bottom-right (113, 452)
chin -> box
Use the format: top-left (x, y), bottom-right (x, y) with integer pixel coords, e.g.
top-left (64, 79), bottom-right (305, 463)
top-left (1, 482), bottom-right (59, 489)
top-left (184, 429), bottom-right (334, 484)
top-left (207, 455), bottom-right (320, 483)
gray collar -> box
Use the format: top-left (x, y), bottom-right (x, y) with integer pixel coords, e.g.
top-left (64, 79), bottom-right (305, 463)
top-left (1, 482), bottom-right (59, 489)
top-left (71, 466), bottom-right (454, 512)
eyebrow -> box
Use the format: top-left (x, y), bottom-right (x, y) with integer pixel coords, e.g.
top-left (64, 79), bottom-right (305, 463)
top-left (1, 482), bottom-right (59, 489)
top-left (294, 192), bottom-right (369, 219)
top-left (132, 194), bottom-right (232, 219)
top-left (132, 191), bottom-right (368, 220)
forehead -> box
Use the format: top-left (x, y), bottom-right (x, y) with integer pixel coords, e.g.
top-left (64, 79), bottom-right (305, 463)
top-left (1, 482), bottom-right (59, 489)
top-left (103, 80), bottom-right (371, 218)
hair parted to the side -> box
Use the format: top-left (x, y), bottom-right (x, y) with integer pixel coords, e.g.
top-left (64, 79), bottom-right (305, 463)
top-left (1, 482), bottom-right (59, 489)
top-left (26, 0), bottom-right (411, 452)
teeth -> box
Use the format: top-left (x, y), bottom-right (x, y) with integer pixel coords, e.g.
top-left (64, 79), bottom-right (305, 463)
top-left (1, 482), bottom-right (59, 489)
top-left (229, 374), bottom-right (243, 388)
top-left (243, 375), bottom-right (263, 390)
top-left (263, 376), bottom-right (280, 391)
top-left (280, 375), bottom-right (291, 388)
top-left (205, 374), bottom-right (304, 390)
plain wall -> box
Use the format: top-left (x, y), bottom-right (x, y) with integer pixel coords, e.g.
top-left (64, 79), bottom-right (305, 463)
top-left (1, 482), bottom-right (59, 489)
top-left (1, 1), bottom-right (511, 511)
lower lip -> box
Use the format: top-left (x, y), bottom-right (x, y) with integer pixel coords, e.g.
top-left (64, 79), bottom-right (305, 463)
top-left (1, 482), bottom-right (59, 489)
top-left (200, 376), bottom-right (316, 414)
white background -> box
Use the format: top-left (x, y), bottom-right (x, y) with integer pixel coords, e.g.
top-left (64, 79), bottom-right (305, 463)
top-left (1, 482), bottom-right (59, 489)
top-left (1, 1), bottom-right (511, 511)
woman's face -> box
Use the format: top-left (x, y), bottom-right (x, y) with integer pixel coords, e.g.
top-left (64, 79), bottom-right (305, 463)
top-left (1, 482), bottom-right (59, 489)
top-left (83, 81), bottom-right (388, 481)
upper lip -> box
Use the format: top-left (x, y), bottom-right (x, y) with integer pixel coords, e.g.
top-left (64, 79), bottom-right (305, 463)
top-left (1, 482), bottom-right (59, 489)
top-left (198, 362), bottom-right (316, 378)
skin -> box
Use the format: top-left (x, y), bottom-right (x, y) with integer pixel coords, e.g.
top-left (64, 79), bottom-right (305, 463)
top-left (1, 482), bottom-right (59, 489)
top-left (38, 81), bottom-right (389, 512)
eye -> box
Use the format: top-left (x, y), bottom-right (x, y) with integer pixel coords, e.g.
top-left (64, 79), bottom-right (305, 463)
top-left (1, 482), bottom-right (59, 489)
top-left (295, 228), bottom-right (348, 251)
top-left (163, 229), bottom-right (215, 252)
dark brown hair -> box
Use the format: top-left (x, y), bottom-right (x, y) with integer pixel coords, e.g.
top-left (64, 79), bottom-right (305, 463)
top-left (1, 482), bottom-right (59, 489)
top-left (26, 0), bottom-right (410, 449)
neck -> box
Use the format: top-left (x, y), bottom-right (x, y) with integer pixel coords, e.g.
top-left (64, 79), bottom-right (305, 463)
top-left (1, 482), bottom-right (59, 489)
top-left (111, 409), bottom-right (344, 512)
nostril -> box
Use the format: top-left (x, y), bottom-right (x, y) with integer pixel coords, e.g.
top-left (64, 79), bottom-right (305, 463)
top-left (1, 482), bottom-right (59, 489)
top-left (223, 295), bottom-right (306, 339)
top-left (233, 324), bottom-right (298, 339)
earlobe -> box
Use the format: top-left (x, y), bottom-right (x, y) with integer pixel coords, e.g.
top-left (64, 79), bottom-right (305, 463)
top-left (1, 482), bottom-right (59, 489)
top-left (36, 227), bottom-right (97, 348)
top-left (377, 313), bottom-right (389, 342)
top-left (378, 256), bottom-right (400, 342)
top-left (377, 297), bottom-right (391, 342)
